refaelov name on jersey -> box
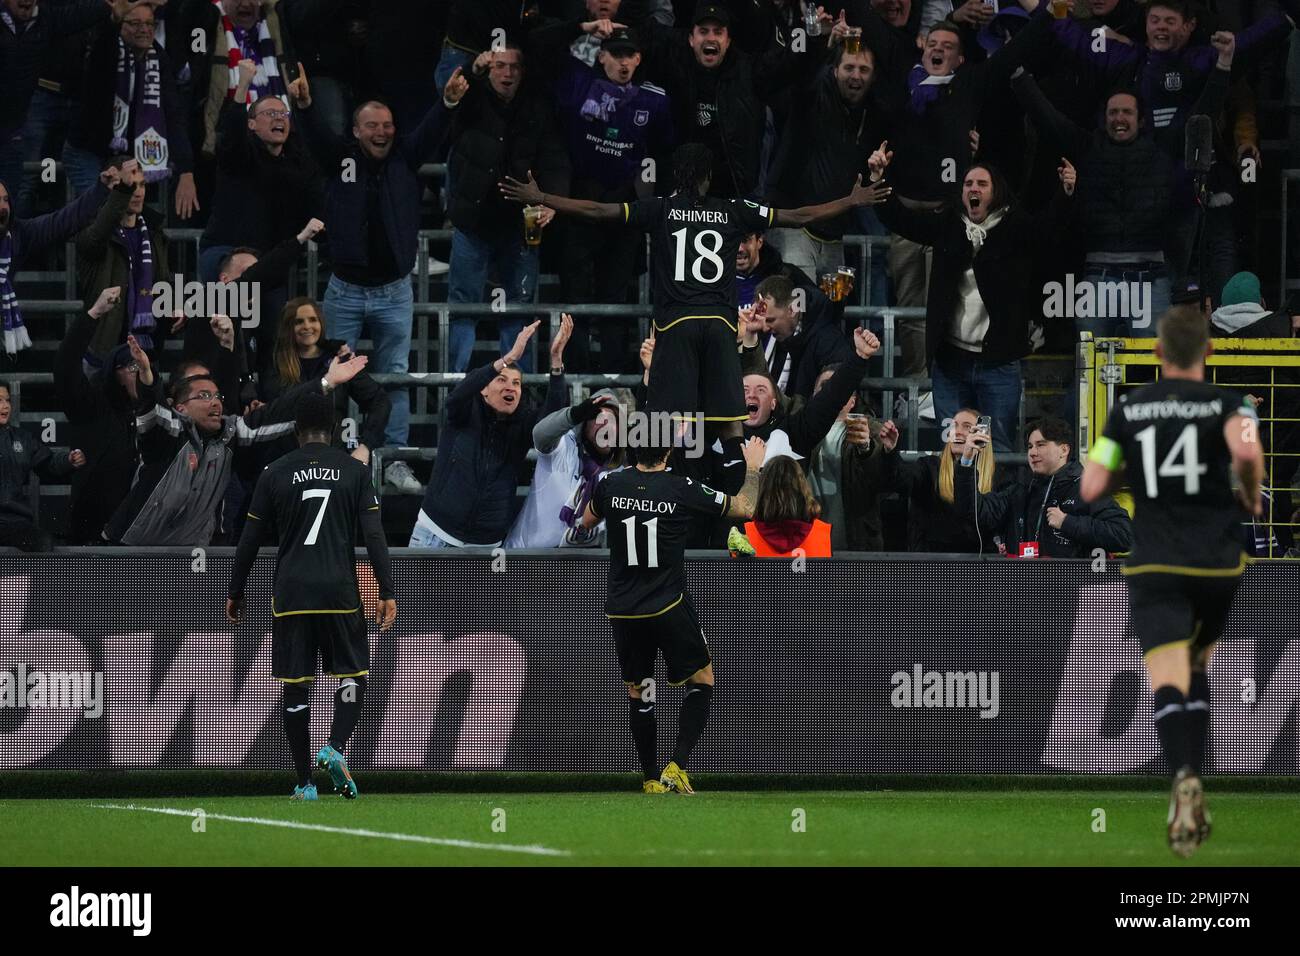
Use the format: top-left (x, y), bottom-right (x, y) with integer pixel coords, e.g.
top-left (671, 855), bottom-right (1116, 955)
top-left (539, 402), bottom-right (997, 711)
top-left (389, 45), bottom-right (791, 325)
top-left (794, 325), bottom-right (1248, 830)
top-left (609, 496), bottom-right (679, 513)
top-left (1121, 398), bottom-right (1228, 422)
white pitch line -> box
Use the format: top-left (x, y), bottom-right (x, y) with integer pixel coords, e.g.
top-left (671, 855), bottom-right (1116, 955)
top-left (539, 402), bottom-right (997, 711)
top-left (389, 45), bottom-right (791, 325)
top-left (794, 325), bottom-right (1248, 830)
top-left (92, 803), bottom-right (571, 858)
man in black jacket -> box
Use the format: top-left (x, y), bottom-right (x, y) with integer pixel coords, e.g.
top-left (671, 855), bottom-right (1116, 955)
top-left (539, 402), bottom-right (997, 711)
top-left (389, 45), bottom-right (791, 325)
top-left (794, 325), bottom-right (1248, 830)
top-left (767, 41), bottom-right (884, 282)
top-left (0, 0), bottom-right (119, 210)
top-left (56, 286), bottom-right (142, 543)
top-left (0, 379), bottom-right (84, 551)
top-left (753, 274), bottom-right (854, 401)
top-left (873, 148), bottom-right (1073, 451)
top-left (735, 229), bottom-right (813, 307)
top-left (960, 415), bottom-right (1133, 557)
top-left (199, 57), bottom-right (324, 280)
top-left (637, 1), bottom-right (827, 199)
top-left (409, 321), bottom-right (570, 548)
top-left (446, 46), bottom-right (569, 374)
top-left (1011, 31), bottom-right (1235, 337)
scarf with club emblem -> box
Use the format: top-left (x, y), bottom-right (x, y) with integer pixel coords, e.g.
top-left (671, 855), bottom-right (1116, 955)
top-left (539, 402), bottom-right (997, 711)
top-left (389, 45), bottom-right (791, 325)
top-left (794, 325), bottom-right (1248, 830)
top-left (112, 38), bottom-right (172, 183)
top-left (118, 217), bottom-right (157, 350)
top-left (0, 229), bottom-right (32, 355)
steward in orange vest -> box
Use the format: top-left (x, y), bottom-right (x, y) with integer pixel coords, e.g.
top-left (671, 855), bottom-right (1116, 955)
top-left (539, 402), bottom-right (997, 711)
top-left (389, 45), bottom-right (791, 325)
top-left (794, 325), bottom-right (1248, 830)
top-left (743, 519), bottom-right (833, 557)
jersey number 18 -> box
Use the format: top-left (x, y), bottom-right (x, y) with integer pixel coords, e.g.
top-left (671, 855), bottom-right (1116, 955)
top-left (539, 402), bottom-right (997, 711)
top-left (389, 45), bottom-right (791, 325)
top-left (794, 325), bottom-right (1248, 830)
top-left (671, 228), bottom-right (725, 283)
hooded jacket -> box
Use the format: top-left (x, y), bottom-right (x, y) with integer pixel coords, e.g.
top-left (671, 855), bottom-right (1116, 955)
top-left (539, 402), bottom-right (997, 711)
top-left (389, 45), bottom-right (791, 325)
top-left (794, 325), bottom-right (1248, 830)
top-left (955, 459), bottom-right (1133, 557)
top-left (56, 308), bottom-right (142, 543)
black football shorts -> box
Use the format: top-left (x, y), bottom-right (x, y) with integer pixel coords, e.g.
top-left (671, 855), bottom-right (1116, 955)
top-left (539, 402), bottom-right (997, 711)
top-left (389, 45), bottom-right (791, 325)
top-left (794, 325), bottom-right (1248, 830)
top-left (647, 310), bottom-right (746, 423)
top-left (611, 592), bottom-right (712, 685)
top-left (1125, 571), bottom-right (1243, 658)
top-left (272, 609), bottom-right (370, 681)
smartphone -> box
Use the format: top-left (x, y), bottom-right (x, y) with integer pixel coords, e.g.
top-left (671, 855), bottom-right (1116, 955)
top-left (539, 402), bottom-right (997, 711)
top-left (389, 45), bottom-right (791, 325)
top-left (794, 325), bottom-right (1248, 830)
top-left (974, 415), bottom-right (992, 439)
top-left (283, 60), bottom-right (301, 85)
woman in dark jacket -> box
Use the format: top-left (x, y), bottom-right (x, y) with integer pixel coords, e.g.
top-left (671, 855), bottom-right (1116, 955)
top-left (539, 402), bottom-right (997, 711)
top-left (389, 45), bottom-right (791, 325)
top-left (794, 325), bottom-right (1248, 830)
top-left (259, 296), bottom-right (391, 463)
top-left (877, 406), bottom-right (1009, 554)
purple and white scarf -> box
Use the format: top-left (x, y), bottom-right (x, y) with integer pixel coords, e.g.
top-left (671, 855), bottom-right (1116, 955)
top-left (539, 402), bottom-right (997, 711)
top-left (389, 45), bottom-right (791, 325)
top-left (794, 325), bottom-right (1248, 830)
top-left (112, 38), bottom-right (171, 183)
top-left (118, 219), bottom-right (157, 351)
top-left (907, 65), bottom-right (955, 116)
top-left (0, 232), bottom-right (32, 355)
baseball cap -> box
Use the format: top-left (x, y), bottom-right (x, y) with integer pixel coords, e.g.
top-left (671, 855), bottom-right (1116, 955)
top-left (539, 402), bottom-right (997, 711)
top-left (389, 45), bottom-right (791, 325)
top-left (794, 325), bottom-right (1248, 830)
top-left (693, 3), bottom-right (730, 27)
top-left (602, 26), bottom-right (640, 55)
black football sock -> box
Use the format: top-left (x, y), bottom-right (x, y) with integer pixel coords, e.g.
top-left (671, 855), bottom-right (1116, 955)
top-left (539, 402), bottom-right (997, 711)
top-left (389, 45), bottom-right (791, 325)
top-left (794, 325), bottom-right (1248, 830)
top-left (328, 676), bottom-right (367, 752)
top-left (283, 683), bottom-right (312, 787)
top-left (672, 683), bottom-right (714, 769)
top-left (1153, 684), bottom-right (1190, 777)
top-left (1186, 670), bottom-right (1211, 776)
top-left (628, 696), bottom-right (658, 780)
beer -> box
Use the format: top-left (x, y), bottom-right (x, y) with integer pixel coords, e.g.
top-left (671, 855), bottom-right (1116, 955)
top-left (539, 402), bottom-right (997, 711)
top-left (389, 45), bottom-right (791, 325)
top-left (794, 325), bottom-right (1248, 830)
top-left (844, 27), bottom-right (862, 55)
top-left (523, 205), bottom-right (544, 246)
top-left (820, 273), bottom-right (841, 302)
top-left (836, 266), bottom-right (857, 301)
top-left (1049, 0), bottom-right (1070, 18)
top-left (804, 5), bottom-right (822, 37)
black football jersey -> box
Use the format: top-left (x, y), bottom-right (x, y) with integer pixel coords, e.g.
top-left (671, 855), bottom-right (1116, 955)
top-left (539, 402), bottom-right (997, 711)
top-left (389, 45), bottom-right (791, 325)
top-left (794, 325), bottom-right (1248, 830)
top-left (244, 444), bottom-right (383, 614)
top-left (623, 194), bottom-right (775, 316)
top-left (1095, 380), bottom-right (1256, 572)
top-left (591, 467), bottom-right (731, 617)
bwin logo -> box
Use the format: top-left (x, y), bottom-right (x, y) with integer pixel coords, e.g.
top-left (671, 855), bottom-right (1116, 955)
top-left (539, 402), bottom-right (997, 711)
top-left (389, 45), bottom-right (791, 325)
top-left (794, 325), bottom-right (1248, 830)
top-left (50, 886), bottom-right (151, 936)
top-left (890, 664), bottom-right (1000, 719)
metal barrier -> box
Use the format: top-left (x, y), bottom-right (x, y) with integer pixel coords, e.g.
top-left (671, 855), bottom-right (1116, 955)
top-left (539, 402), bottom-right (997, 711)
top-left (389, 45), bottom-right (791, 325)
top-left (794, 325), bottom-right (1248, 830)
top-left (1078, 334), bottom-right (1300, 557)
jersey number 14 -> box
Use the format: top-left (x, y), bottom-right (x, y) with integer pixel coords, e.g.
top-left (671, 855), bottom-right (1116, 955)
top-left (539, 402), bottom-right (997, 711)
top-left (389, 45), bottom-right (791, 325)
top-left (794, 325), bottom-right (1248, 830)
top-left (1135, 424), bottom-right (1208, 497)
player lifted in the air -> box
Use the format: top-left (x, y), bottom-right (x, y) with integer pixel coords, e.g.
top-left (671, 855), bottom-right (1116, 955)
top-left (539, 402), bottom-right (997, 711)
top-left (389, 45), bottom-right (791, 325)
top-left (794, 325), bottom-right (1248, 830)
top-left (1081, 305), bottom-right (1263, 858)
top-left (580, 428), bottom-right (766, 794)
top-left (501, 142), bottom-right (888, 486)
top-left (228, 393), bottom-right (397, 801)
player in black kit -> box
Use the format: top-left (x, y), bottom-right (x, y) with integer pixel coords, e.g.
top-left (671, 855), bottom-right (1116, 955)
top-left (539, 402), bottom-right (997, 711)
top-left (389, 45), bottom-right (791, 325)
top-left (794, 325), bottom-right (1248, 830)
top-left (501, 143), bottom-right (888, 479)
top-left (228, 392), bottom-right (397, 801)
top-left (1082, 306), bottom-right (1263, 858)
top-left (580, 429), bottom-right (767, 794)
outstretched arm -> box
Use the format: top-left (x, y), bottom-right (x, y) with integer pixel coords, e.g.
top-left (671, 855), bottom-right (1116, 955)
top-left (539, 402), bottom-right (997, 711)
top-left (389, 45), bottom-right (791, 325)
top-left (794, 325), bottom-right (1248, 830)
top-left (773, 176), bottom-right (892, 228)
top-left (499, 171), bottom-right (622, 221)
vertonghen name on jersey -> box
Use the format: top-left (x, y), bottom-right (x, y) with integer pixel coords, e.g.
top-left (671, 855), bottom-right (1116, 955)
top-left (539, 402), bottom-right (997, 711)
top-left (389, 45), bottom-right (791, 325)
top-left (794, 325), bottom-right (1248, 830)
top-left (610, 497), bottom-right (678, 513)
top-left (1122, 398), bottom-right (1223, 422)
top-left (291, 467), bottom-right (342, 484)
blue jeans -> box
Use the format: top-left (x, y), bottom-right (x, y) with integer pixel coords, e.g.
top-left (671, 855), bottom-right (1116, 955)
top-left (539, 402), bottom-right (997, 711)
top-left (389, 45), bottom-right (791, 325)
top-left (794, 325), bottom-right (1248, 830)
top-left (930, 346), bottom-right (1022, 453)
top-left (1075, 264), bottom-right (1172, 338)
top-left (408, 519), bottom-right (456, 549)
top-left (61, 142), bottom-right (102, 197)
top-left (18, 89), bottom-right (75, 213)
top-left (447, 228), bottom-right (539, 373)
top-left (324, 275), bottom-right (415, 446)
top-left (855, 206), bottom-right (892, 308)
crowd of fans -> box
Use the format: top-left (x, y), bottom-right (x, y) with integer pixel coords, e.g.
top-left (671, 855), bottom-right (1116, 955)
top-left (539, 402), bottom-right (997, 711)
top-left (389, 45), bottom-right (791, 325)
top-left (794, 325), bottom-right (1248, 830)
top-left (1, 0), bottom-right (1298, 555)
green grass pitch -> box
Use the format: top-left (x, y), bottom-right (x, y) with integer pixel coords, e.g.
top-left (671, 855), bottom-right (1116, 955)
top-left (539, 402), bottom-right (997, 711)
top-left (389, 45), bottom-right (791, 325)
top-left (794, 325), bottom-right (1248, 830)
top-left (4, 787), bottom-right (1299, 866)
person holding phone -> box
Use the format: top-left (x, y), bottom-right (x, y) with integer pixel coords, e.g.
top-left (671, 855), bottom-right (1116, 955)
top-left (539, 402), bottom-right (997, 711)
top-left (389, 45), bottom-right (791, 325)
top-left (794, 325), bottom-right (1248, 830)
top-left (958, 415), bottom-right (1133, 557)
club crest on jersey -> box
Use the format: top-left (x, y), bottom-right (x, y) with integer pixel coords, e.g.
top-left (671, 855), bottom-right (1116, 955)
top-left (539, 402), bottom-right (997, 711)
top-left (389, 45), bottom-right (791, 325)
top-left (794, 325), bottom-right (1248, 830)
top-left (697, 108), bottom-right (713, 126)
top-left (1163, 72), bottom-right (1183, 92)
top-left (634, 109), bottom-right (649, 126)
top-left (10, 441), bottom-right (21, 454)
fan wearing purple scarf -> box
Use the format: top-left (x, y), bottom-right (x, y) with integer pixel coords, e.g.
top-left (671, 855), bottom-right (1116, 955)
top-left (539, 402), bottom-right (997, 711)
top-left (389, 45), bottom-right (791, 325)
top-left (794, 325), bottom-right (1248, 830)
top-left (0, 172), bottom-right (113, 355)
top-left (75, 156), bottom-right (181, 368)
top-left (62, 1), bottom-right (197, 217)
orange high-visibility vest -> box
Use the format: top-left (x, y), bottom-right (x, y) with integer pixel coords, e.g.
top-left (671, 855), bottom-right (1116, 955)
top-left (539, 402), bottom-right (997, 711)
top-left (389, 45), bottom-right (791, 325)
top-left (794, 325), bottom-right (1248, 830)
top-left (744, 520), bottom-right (833, 558)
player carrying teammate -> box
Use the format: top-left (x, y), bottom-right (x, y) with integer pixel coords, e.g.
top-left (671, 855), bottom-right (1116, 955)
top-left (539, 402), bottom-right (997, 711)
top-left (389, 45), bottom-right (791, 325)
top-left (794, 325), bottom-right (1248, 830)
top-left (1081, 305), bottom-right (1263, 858)
top-left (227, 393), bottom-right (397, 801)
top-left (500, 143), bottom-right (889, 483)
top-left (580, 428), bottom-right (767, 794)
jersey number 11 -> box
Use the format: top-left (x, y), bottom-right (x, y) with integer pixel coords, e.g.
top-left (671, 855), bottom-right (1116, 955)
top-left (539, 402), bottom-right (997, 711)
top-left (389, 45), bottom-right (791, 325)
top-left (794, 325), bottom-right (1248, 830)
top-left (622, 516), bottom-right (660, 567)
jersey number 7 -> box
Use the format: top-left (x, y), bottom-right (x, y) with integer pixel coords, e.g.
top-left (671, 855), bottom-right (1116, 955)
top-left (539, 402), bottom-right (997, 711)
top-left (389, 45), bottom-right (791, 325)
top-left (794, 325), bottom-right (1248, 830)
top-left (302, 489), bottom-right (332, 545)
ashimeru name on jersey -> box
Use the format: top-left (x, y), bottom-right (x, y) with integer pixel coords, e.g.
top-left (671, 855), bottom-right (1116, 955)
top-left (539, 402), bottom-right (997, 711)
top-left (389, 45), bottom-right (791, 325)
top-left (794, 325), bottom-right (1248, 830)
top-left (292, 467), bottom-right (342, 484)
